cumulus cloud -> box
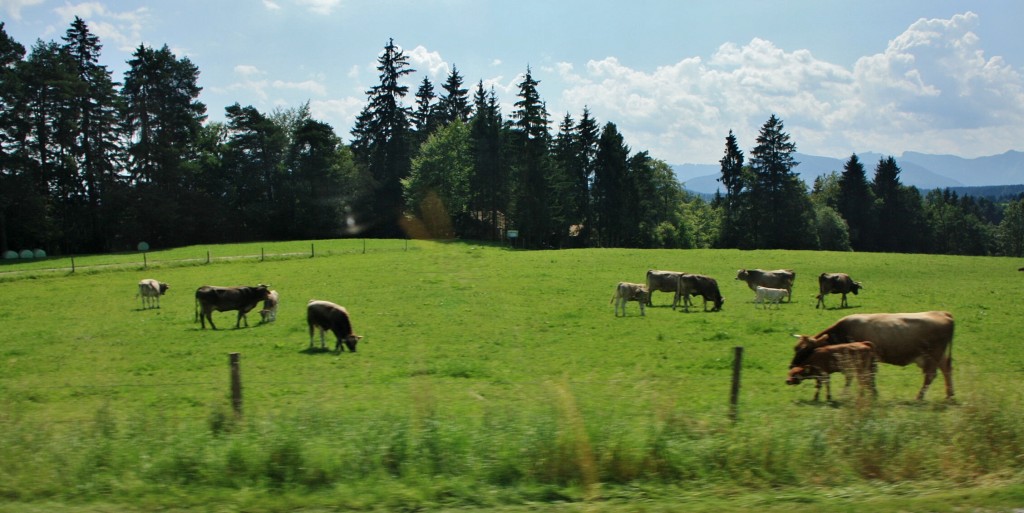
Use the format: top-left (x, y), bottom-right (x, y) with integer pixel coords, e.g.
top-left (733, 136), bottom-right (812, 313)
top-left (553, 11), bottom-right (1024, 162)
top-left (1, 0), bottom-right (44, 20)
top-left (295, 0), bottom-right (340, 15)
top-left (53, 2), bottom-right (150, 52)
top-left (406, 45), bottom-right (449, 78)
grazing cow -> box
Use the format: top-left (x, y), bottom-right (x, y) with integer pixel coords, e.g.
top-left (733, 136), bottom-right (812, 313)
top-left (816, 272), bottom-right (863, 309)
top-left (754, 286), bottom-right (789, 309)
top-left (791, 311), bottom-right (954, 400)
top-left (645, 270), bottom-right (684, 307)
top-left (194, 284), bottom-right (271, 330)
top-left (611, 282), bottom-right (648, 317)
top-left (786, 341), bottom-right (877, 401)
top-left (259, 290), bottom-right (279, 323)
top-left (736, 269), bottom-right (796, 302)
top-left (675, 274), bottom-right (724, 312)
top-left (137, 279), bottom-right (169, 309)
top-left (307, 300), bottom-right (362, 352)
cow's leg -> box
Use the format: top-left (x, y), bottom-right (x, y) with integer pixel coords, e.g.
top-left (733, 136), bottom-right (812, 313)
top-left (939, 356), bottom-right (955, 399)
top-left (815, 294), bottom-right (824, 309)
top-left (916, 366), bottom-right (938, 401)
top-left (840, 293), bottom-right (847, 308)
top-left (639, 300), bottom-right (645, 316)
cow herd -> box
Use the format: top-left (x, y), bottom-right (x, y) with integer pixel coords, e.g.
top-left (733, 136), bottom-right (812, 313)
top-left (136, 279), bottom-right (361, 353)
top-left (615, 267), bottom-right (953, 403)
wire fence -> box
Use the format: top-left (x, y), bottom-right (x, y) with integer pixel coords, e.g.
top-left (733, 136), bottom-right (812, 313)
top-left (0, 238), bottom-right (421, 279)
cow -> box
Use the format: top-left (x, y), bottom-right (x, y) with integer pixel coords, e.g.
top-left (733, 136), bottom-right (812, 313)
top-left (307, 300), bottom-right (362, 352)
top-left (645, 270), bottom-right (684, 307)
top-left (611, 282), bottom-right (648, 317)
top-left (736, 269), bottom-right (796, 302)
top-left (259, 290), bottom-right (279, 323)
top-left (786, 341), bottom-right (877, 401)
top-left (791, 311), bottom-right (954, 400)
top-left (754, 286), bottom-right (789, 309)
top-left (194, 284), bottom-right (271, 330)
top-left (137, 279), bottom-right (169, 309)
top-left (816, 273), bottom-right (863, 309)
top-left (675, 274), bottom-right (724, 312)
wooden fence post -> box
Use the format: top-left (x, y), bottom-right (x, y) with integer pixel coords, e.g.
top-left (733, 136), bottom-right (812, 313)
top-left (311, 243), bottom-right (315, 258)
top-left (143, 252), bottom-right (147, 269)
top-left (230, 352), bottom-right (243, 417)
top-left (729, 346), bottom-right (743, 422)
top-left (71, 255), bottom-right (75, 273)
top-left (206, 251), bottom-right (210, 264)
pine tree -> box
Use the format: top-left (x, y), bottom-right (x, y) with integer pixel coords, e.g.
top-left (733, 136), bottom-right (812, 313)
top-left (509, 66), bottom-right (552, 247)
top-left (716, 130), bottom-right (748, 248)
top-left (349, 38), bottom-right (415, 236)
top-left (592, 122), bottom-right (630, 247)
top-left (436, 65), bottom-right (471, 125)
top-left (62, 17), bottom-right (122, 251)
top-left (836, 153), bottom-right (875, 250)
top-left (467, 82), bottom-right (505, 240)
top-left (748, 115), bottom-right (814, 249)
top-left (412, 76), bottom-right (437, 139)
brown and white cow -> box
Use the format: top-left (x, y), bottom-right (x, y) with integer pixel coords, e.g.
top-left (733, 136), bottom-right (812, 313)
top-left (194, 284), bottom-right (271, 330)
top-left (816, 273), bottom-right (863, 309)
top-left (137, 278), bottom-right (169, 309)
top-left (791, 311), bottom-right (954, 400)
top-left (675, 274), bottom-right (724, 312)
top-left (259, 290), bottom-right (279, 323)
top-left (787, 341), bottom-right (877, 401)
top-left (307, 300), bottom-right (362, 352)
top-left (737, 269), bottom-right (796, 302)
top-left (611, 282), bottom-right (648, 317)
top-left (645, 270), bottom-right (684, 307)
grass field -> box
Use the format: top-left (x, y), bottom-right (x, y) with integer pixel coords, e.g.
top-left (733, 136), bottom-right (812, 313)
top-left (1, 240), bottom-right (1023, 512)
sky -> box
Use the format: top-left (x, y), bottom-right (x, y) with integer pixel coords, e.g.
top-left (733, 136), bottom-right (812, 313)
top-left (2, 0), bottom-right (1023, 166)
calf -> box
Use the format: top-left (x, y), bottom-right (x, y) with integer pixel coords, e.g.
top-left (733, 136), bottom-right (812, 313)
top-left (816, 272), bottom-right (863, 309)
top-left (307, 300), bottom-right (362, 352)
top-left (137, 279), bottom-right (169, 309)
top-left (611, 282), bottom-right (648, 317)
top-left (754, 286), bottom-right (789, 309)
top-left (786, 341), bottom-right (877, 401)
top-left (259, 290), bottom-right (279, 323)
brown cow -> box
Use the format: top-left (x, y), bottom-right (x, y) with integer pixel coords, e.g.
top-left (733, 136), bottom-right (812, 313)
top-left (307, 300), bottom-right (362, 352)
top-left (787, 341), bottom-right (877, 401)
top-left (737, 269), bottom-right (796, 302)
top-left (675, 273), bottom-right (724, 312)
top-left (195, 284), bottom-right (271, 330)
top-left (645, 270), bottom-right (684, 307)
top-left (816, 272), bottom-right (863, 309)
top-left (792, 311), bottom-right (954, 400)
top-left (611, 282), bottom-right (648, 317)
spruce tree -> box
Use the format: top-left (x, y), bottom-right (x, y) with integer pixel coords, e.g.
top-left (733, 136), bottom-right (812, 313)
top-left (509, 66), bottom-right (552, 247)
top-left (748, 115), bottom-right (814, 249)
top-left (716, 130), bottom-right (748, 248)
top-left (467, 82), bottom-right (505, 240)
top-left (837, 153), bottom-right (876, 250)
top-left (436, 65), bottom-right (471, 125)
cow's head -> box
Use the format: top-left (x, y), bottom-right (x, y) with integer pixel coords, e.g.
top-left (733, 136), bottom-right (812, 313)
top-left (336, 335), bottom-right (363, 353)
top-left (712, 296), bottom-right (725, 311)
top-left (790, 334), bottom-right (829, 368)
top-left (786, 365), bottom-right (822, 385)
top-left (159, 282), bottom-right (170, 295)
top-left (851, 282), bottom-right (863, 295)
top-left (255, 284), bottom-right (271, 299)
top-left (736, 269), bottom-right (748, 281)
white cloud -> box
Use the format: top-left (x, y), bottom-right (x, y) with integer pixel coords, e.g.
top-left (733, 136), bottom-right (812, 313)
top-left (263, 0), bottom-right (282, 10)
top-left (295, 0), bottom-right (340, 15)
top-left (1, 0), bottom-right (45, 20)
top-left (51, 2), bottom-right (150, 52)
top-left (234, 65), bottom-right (264, 77)
top-left (406, 45), bottom-right (449, 78)
top-left (271, 79), bottom-right (327, 96)
top-left (550, 12), bottom-right (1024, 163)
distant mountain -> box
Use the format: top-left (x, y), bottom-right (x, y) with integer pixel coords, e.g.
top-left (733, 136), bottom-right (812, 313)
top-left (673, 150), bottom-right (1024, 195)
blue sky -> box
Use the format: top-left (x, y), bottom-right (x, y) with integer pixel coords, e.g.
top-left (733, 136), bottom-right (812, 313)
top-left (3, 0), bottom-right (1023, 165)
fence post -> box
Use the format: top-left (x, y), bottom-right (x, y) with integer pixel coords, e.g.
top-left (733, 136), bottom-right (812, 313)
top-left (363, 239), bottom-right (366, 254)
top-left (206, 251), bottom-right (210, 264)
top-left (143, 252), bottom-right (147, 269)
top-left (729, 346), bottom-right (743, 422)
top-left (71, 255), bottom-right (75, 273)
top-left (311, 243), bottom-right (314, 258)
top-left (230, 352), bottom-right (243, 417)
top-left (261, 248), bottom-right (264, 262)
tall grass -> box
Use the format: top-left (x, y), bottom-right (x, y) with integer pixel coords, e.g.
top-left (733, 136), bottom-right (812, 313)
top-left (0, 240), bottom-right (1022, 510)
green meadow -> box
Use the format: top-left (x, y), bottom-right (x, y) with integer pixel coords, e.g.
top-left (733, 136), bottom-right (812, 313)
top-left (1, 240), bottom-right (1022, 512)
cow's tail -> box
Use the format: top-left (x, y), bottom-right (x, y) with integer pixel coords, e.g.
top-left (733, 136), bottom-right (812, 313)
top-left (194, 297), bottom-right (199, 323)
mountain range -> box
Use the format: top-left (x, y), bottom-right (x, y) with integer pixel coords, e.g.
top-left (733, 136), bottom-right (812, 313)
top-left (673, 150), bottom-right (1024, 195)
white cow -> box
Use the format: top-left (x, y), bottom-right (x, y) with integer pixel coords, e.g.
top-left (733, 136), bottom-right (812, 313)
top-left (137, 279), bottom-right (169, 309)
top-left (754, 286), bottom-right (788, 309)
top-left (259, 290), bottom-right (279, 323)
top-left (611, 282), bottom-right (648, 317)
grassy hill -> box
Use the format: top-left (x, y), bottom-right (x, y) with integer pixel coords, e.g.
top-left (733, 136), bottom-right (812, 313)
top-left (1, 240), bottom-right (1022, 512)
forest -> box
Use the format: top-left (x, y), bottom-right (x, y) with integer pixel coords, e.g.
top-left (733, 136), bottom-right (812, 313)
top-left (2, 19), bottom-right (1023, 257)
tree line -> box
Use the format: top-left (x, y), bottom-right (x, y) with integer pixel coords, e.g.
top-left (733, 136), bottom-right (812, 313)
top-left (1, 22), bottom-right (1021, 256)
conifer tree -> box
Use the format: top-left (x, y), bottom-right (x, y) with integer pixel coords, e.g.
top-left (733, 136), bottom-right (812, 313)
top-left (837, 153), bottom-right (876, 250)
top-left (716, 130), bottom-right (748, 248)
top-left (748, 115), bottom-right (814, 249)
top-left (509, 66), bottom-right (552, 247)
top-left (468, 82), bottom-right (505, 240)
top-left (436, 65), bottom-right (471, 125)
